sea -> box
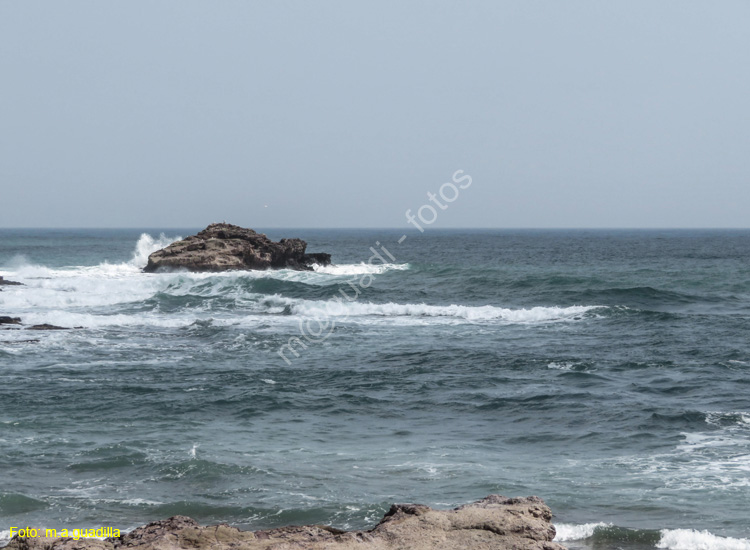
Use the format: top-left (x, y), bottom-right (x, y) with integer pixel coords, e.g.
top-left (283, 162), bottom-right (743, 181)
top-left (1, 228), bottom-right (750, 550)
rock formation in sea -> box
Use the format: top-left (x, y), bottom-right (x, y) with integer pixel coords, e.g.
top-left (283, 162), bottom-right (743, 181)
top-left (0, 316), bottom-right (22, 325)
top-left (0, 317), bottom-right (75, 331)
top-left (0, 276), bottom-right (24, 290)
top-left (3, 495), bottom-right (565, 550)
top-left (143, 223), bottom-right (332, 273)
top-left (27, 323), bottom-right (73, 330)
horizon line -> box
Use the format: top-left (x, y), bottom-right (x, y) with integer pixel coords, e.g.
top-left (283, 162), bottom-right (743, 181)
top-left (1, 226), bottom-right (750, 231)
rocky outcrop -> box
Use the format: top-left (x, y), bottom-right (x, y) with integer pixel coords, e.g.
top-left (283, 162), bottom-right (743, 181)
top-left (143, 224), bottom-right (331, 273)
top-left (27, 324), bottom-right (73, 330)
top-left (0, 317), bottom-right (77, 331)
top-left (0, 316), bottom-right (22, 325)
top-left (3, 495), bottom-right (565, 550)
top-left (0, 276), bottom-right (24, 289)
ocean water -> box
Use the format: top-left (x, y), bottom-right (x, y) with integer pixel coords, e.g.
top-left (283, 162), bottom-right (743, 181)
top-left (1, 228), bottom-right (750, 550)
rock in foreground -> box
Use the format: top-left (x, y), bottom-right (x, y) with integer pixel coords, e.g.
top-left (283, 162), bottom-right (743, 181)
top-left (4, 495), bottom-right (565, 550)
top-left (144, 223), bottom-right (331, 273)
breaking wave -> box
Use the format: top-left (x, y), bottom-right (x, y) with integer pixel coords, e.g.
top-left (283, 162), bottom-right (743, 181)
top-left (657, 529), bottom-right (750, 550)
top-left (287, 300), bottom-right (600, 323)
top-left (129, 233), bottom-right (181, 269)
top-left (0, 233), bottom-right (180, 280)
top-left (0, 234), bottom-right (602, 329)
top-left (554, 522), bottom-right (612, 542)
top-left (555, 522), bottom-right (750, 550)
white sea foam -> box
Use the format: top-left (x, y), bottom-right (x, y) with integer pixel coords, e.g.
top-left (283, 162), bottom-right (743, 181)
top-left (1, 233), bottom-right (179, 280)
top-left (0, 235), bottom-right (184, 309)
top-left (0, 530), bottom-right (11, 546)
top-left (312, 262), bottom-right (409, 275)
top-left (0, 234), bottom-right (601, 330)
top-left (130, 233), bottom-right (179, 269)
top-left (0, 310), bottom-right (194, 329)
top-left (553, 522), bottom-right (610, 541)
top-left (657, 529), bottom-right (750, 550)
top-left (120, 498), bottom-right (163, 506)
top-left (552, 524), bottom-right (750, 549)
top-left (548, 362), bottom-right (575, 370)
top-left (0, 297), bottom-right (602, 330)
top-left (575, 407), bottom-right (750, 498)
top-left (0, 233), bottom-right (182, 310)
top-left (288, 300), bottom-right (599, 323)
top-left (704, 411), bottom-right (750, 427)
top-left (677, 411), bottom-right (750, 460)
top-left (87, 497), bottom-right (163, 507)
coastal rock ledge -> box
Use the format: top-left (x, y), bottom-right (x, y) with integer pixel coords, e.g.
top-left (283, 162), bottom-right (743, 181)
top-left (143, 223), bottom-right (331, 273)
top-left (4, 495), bottom-right (566, 550)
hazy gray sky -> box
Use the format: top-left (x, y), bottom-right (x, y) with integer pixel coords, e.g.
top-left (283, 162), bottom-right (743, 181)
top-left (1, 1), bottom-right (749, 228)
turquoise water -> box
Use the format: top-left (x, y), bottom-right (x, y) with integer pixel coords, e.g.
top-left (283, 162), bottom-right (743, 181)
top-left (2, 229), bottom-right (750, 549)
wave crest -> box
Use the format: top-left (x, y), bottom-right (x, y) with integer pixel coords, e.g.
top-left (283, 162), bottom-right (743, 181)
top-left (289, 300), bottom-right (600, 323)
top-left (658, 529), bottom-right (750, 550)
top-left (130, 233), bottom-right (181, 268)
top-left (554, 522), bottom-right (611, 541)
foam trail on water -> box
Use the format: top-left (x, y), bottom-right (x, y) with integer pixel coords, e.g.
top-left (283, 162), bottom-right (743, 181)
top-left (553, 522), bottom-right (611, 542)
top-left (313, 263), bottom-right (410, 275)
top-left (657, 529), bottom-right (750, 550)
top-left (289, 300), bottom-right (600, 323)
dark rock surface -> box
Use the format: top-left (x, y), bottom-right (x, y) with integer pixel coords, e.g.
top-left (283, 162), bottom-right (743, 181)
top-left (3, 495), bottom-right (566, 550)
top-left (0, 276), bottom-right (24, 289)
top-left (0, 318), bottom-right (77, 332)
top-left (143, 223), bottom-right (332, 273)
top-left (27, 324), bottom-right (72, 330)
top-left (0, 316), bottom-right (23, 325)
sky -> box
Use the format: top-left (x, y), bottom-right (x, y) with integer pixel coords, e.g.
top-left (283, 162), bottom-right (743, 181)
top-left (1, 1), bottom-right (749, 228)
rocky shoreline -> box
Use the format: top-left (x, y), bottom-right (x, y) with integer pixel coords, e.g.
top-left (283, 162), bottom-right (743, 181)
top-left (3, 495), bottom-right (565, 550)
